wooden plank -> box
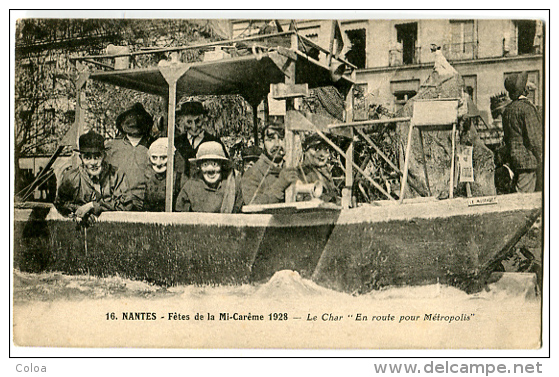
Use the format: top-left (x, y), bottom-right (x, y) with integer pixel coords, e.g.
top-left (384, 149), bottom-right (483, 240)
top-left (270, 83), bottom-right (309, 100)
top-left (418, 129), bottom-right (432, 196)
top-left (449, 122), bottom-right (456, 199)
top-left (399, 123), bottom-right (415, 203)
top-left (342, 71), bottom-right (355, 209)
top-left (284, 34), bottom-right (298, 203)
top-left (328, 117), bottom-right (411, 129)
top-left (72, 31), bottom-right (296, 60)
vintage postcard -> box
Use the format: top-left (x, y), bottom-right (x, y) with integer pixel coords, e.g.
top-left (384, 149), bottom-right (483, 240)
top-left (11, 10), bottom-right (548, 356)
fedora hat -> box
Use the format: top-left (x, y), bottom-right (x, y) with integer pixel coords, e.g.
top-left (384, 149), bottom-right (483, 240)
top-left (75, 131), bottom-right (106, 154)
top-left (115, 102), bottom-right (153, 136)
top-left (176, 101), bottom-right (207, 116)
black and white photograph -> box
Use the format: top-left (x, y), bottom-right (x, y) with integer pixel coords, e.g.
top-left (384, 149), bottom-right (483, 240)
top-left (9, 9), bottom-right (549, 363)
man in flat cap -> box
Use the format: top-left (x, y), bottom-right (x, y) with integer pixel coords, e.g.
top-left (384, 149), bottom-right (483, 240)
top-left (54, 131), bottom-right (134, 220)
top-left (241, 121), bottom-right (298, 205)
top-left (174, 101), bottom-right (227, 179)
top-left (105, 102), bottom-right (154, 209)
top-left (296, 133), bottom-right (338, 203)
top-left (501, 72), bottom-right (543, 192)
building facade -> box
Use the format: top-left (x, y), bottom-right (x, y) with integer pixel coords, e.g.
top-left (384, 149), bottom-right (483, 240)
top-left (233, 18), bottom-right (544, 129)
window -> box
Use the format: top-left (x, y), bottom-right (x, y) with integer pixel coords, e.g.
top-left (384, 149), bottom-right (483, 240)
top-left (64, 110), bottom-right (76, 125)
top-left (448, 20), bottom-right (477, 59)
top-left (345, 28), bottom-right (366, 69)
top-left (43, 108), bottom-right (55, 126)
top-left (391, 79), bottom-right (420, 110)
top-left (515, 20), bottom-right (537, 55)
top-left (463, 75), bottom-right (477, 104)
top-left (395, 23), bottom-right (418, 65)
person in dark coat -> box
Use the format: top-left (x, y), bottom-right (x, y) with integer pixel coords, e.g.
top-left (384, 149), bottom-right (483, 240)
top-left (241, 145), bottom-right (262, 173)
top-left (143, 137), bottom-right (182, 212)
top-left (295, 133), bottom-right (339, 203)
top-left (105, 102), bottom-right (154, 209)
top-left (174, 101), bottom-right (227, 178)
top-left (501, 72), bottom-right (543, 192)
top-left (54, 131), bottom-right (134, 220)
top-left (175, 141), bottom-right (242, 213)
top-left (241, 122), bottom-right (298, 205)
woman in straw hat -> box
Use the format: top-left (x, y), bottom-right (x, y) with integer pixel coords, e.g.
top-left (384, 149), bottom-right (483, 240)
top-left (175, 141), bottom-right (243, 213)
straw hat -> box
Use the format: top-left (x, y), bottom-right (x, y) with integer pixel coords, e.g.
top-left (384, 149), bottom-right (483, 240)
top-left (194, 141), bottom-right (229, 163)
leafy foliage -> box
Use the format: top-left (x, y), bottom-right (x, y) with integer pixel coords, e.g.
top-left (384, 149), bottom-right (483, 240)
top-left (15, 19), bottom-right (256, 192)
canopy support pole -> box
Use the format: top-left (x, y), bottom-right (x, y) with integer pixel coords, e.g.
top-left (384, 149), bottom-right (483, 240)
top-left (73, 67), bottom-right (89, 168)
top-left (160, 64), bottom-right (190, 212)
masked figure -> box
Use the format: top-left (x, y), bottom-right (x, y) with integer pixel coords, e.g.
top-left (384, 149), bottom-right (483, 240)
top-left (175, 141), bottom-right (242, 213)
top-left (143, 137), bottom-right (182, 212)
top-left (174, 101), bottom-right (227, 178)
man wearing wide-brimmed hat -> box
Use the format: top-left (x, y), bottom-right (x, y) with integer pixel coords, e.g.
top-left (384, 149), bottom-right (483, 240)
top-left (501, 71), bottom-right (543, 192)
top-left (54, 131), bottom-right (134, 220)
top-left (105, 102), bottom-right (154, 209)
top-left (174, 101), bottom-right (227, 178)
top-left (175, 141), bottom-right (242, 213)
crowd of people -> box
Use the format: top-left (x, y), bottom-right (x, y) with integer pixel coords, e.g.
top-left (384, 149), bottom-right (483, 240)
top-left (54, 71), bottom-right (543, 221)
top-left (54, 100), bottom-right (338, 221)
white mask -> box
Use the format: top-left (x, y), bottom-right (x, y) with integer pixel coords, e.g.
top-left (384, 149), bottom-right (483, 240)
top-left (149, 155), bottom-right (168, 174)
top-left (200, 160), bottom-right (222, 185)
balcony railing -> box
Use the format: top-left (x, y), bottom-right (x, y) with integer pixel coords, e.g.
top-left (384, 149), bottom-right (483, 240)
top-left (388, 46), bottom-right (421, 67)
top-left (442, 41), bottom-right (478, 61)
